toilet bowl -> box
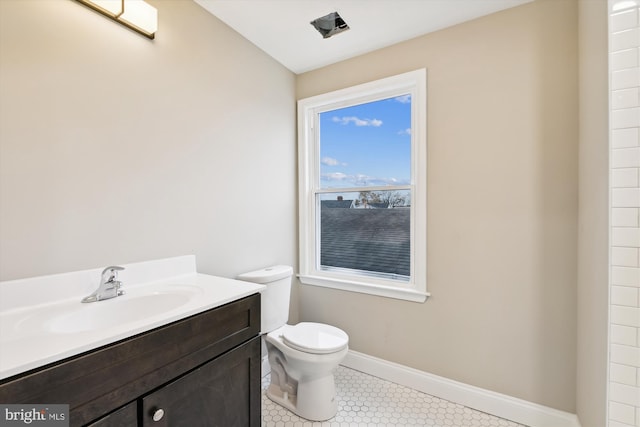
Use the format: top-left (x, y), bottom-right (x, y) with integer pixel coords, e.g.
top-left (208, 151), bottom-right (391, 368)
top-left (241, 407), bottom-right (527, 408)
top-left (265, 322), bottom-right (349, 421)
top-left (236, 266), bottom-right (349, 421)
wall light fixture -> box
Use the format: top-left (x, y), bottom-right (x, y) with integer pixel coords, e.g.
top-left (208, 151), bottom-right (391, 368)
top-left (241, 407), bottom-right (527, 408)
top-left (75, 0), bottom-right (158, 39)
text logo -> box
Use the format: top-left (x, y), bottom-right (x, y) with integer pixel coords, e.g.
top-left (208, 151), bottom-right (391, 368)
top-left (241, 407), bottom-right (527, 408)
top-left (0, 405), bottom-right (68, 427)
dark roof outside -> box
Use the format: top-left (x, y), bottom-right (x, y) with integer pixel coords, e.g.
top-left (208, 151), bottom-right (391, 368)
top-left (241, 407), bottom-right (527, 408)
top-left (321, 200), bottom-right (354, 209)
top-left (320, 208), bottom-right (410, 277)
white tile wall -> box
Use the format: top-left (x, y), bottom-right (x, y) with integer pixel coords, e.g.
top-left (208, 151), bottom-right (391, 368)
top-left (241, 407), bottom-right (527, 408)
top-left (612, 227), bottom-right (640, 246)
top-left (612, 247), bottom-right (639, 266)
top-left (612, 208), bottom-right (640, 227)
top-left (613, 189), bottom-right (640, 208)
top-left (612, 127), bottom-right (640, 148)
top-left (612, 286), bottom-right (640, 306)
top-left (612, 88), bottom-right (639, 109)
top-left (611, 50), bottom-right (640, 74)
top-left (613, 67), bottom-right (640, 89)
top-left (612, 168), bottom-right (639, 187)
top-left (612, 148), bottom-right (640, 168)
top-left (610, 3), bottom-right (640, 426)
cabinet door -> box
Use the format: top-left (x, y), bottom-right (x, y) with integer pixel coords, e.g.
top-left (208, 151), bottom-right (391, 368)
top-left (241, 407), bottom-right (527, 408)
top-left (141, 337), bottom-right (261, 427)
top-left (85, 402), bottom-right (137, 427)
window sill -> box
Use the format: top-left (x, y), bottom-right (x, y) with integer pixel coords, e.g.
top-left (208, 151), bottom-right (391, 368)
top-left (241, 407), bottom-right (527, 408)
top-left (298, 274), bottom-right (430, 303)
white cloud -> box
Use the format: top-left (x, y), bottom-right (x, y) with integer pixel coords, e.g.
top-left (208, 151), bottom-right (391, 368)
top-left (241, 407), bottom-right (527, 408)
top-left (332, 116), bottom-right (383, 127)
top-left (322, 172), bottom-right (349, 181)
top-left (354, 174), bottom-right (373, 185)
top-left (321, 157), bottom-right (348, 167)
top-left (321, 157), bottom-right (339, 166)
top-left (357, 176), bottom-right (409, 186)
top-left (395, 95), bottom-right (411, 104)
top-left (397, 128), bottom-right (411, 136)
top-left (321, 173), bottom-right (410, 186)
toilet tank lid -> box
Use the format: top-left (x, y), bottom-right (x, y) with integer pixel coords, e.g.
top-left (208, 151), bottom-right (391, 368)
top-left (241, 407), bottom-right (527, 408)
top-left (236, 265), bottom-right (293, 284)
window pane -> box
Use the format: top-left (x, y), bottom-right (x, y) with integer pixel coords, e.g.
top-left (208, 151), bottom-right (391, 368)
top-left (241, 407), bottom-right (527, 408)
top-left (319, 95), bottom-right (412, 189)
top-left (319, 191), bottom-right (411, 280)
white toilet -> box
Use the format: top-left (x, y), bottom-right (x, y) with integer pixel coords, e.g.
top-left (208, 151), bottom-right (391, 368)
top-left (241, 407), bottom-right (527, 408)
top-left (237, 265), bottom-right (349, 421)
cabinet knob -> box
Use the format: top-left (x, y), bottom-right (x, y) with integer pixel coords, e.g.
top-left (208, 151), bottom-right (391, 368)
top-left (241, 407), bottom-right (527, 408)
top-left (152, 408), bottom-right (165, 422)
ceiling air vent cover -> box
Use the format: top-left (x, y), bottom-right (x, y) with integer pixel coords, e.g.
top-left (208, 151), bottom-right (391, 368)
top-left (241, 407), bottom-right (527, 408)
top-left (310, 11), bottom-right (350, 39)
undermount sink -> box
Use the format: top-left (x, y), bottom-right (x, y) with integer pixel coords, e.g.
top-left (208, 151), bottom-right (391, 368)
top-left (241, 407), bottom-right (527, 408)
top-left (48, 291), bottom-right (193, 334)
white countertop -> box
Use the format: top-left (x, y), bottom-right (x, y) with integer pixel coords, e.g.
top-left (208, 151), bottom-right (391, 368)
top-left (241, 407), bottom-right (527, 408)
top-left (0, 256), bottom-right (264, 380)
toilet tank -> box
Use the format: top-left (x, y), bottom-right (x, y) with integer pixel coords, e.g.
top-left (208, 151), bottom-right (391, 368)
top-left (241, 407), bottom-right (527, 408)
top-left (236, 265), bottom-right (293, 334)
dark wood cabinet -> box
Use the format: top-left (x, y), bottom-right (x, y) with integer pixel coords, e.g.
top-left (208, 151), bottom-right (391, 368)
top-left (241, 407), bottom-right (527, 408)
top-left (0, 294), bottom-right (261, 427)
top-left (86, 402), bottom-right (137, 427)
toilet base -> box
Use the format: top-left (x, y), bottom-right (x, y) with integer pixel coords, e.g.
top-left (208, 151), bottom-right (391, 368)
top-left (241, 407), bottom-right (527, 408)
top-left (266, 373), bottom-right (338, 421)
top-left (266, 384), bottom-right (298, 414)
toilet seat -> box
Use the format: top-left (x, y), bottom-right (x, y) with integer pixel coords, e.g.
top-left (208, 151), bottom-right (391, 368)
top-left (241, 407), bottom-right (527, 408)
top-left (282, 322), bottom-right (349, 354)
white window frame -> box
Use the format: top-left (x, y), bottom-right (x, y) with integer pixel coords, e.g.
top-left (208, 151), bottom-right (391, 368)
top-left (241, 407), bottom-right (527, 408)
top-left (297, 69), bottom-right (428, 303)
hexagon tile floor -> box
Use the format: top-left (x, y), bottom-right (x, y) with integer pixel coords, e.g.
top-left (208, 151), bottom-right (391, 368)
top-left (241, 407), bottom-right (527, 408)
top-left (261, 365), bottom-right (528, 427)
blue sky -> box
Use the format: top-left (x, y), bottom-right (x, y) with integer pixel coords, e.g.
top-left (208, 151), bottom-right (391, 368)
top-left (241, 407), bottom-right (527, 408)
top-left (319, 94), bottom-right (412, 189)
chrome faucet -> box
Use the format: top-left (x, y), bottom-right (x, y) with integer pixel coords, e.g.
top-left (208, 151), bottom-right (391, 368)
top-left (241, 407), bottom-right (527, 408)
top-left (81, 266), bottom-right (125, 303)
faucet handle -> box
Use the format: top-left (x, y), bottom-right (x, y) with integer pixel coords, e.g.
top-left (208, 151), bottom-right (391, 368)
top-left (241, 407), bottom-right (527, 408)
top-left (101, 265), bottom-right (124, 283)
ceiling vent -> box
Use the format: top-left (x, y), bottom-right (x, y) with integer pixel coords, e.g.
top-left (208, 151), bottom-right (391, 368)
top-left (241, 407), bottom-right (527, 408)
top-left (310, 11), bottom-right (350, 39)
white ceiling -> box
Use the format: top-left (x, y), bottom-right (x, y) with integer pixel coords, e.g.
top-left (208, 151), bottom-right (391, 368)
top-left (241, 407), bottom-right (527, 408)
top-left (193, 0), bottom-right (533, 74)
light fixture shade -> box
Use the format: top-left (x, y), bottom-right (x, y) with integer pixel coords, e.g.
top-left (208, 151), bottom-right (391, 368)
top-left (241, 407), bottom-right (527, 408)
top-left (86, 0), bottom-right (123, 17)
top-left (119, 0), bottom-right (158, 36)
top-left (75, 0), bottom-right (157, 39)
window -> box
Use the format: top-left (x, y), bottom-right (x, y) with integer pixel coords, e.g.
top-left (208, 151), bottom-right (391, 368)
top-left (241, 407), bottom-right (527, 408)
top-left (297, 69), bottom-right (428, 302)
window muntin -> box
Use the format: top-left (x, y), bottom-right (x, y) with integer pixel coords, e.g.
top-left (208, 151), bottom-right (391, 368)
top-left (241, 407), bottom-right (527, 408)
top-left (298, 69), bottom-right (428, 302)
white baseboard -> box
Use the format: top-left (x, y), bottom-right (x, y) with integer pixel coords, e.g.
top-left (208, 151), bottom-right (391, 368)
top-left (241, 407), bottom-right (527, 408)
top-left (342, 350), bottom-right (582, 427)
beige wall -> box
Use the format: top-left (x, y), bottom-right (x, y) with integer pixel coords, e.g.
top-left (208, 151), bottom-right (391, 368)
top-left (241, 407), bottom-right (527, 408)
top-left (0, 1), bottom-right (297, 284)
top-left (577, 1), bottom-right (609, 426)
top-left (296, 0), bottom-right (579, 412)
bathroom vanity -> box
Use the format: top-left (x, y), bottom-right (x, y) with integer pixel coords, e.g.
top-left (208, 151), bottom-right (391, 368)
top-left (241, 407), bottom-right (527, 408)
top-left (0, 256), bottom-right (264, 426)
